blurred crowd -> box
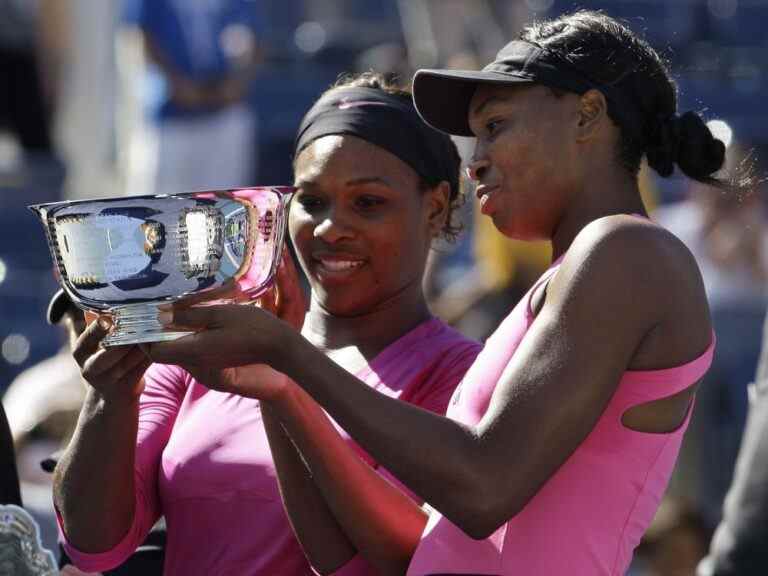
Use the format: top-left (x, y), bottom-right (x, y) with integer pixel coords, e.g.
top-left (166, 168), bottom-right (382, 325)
top-left (1, 1), bottom-right (767, 575)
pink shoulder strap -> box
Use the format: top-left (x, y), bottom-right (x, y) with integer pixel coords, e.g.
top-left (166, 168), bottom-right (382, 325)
top-left (620, 332), bottom-right (716, 399)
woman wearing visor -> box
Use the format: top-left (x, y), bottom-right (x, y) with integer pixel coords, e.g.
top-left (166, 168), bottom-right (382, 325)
top-left (52, 73), bottom-right (479, 576)
top-left (147, 11), bottom-right (729, 575)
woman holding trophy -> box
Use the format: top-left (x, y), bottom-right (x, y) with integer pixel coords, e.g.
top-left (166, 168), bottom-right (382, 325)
top-left (144, 10), bottom-right (727, 576)
top-left (52, 73), bottom-right (480, 575)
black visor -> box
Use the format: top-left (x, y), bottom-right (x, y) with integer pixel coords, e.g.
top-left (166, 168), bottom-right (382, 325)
top-left (413, 40), bottom-right (641, 140)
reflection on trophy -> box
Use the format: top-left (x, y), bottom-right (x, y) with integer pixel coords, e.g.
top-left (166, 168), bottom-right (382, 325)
top-left (30, 187), bottom-right (292, 346)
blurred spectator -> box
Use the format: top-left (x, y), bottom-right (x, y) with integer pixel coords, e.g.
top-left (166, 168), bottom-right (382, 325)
top-left (0, 0), bottom-right (67, 194)
top-left (1, 402), bottom-right (59, 574)
top-left (697, 319), bottom-right (768, 575)
top-left (0, 402), bottom-right (21, 506)
top-left (128, 0), bottom-right (264, 194)
top-left (3, 290), bottom-right (85, 449)
top-left (632, 498), bottom-right (711, 576)
top-left (0, 0), bottom-right (54, 156)
top-left (655, 142), bottom-right (767, 530)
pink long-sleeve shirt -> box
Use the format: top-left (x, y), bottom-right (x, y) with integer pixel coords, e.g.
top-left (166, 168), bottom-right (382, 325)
top-left (59, 318), bottom-right (480, 575)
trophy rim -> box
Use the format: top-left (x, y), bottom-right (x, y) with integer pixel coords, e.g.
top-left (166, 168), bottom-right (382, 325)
top-left (27, 185), bottom-right (295, 212)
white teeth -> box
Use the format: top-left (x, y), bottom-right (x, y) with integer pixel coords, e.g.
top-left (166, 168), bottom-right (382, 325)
top-left (319, 259), bottom-right (364, 272)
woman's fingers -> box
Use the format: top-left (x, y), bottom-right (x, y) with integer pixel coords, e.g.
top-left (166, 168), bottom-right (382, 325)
top-left (145, 332), bottom-right (208, 365)
top-left (158, 304), bottom-right (224, 330)
top-left (274, 249), bottom-right (306, 329)
top-left (72, 316), bottom-right (112, 367)
top-left (119, 356), bottom-right (153, 391)
top-left (184, 365), bottom-right (221, 390)
top-left (81, 346), bottom-right (147, 383)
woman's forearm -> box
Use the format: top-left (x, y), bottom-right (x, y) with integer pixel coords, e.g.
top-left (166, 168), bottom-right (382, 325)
top-left (53, 389), bottom-right (139, 552)
top-left (275, 337), bottom-right (492, 537)
top-left (261, 405), bottom-right (358, 575)
top-left (270, 385), bottom-right (428, 575)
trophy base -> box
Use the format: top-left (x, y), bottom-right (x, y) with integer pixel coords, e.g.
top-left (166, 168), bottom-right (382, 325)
top-left (103, 303), bottom-right (192, 347)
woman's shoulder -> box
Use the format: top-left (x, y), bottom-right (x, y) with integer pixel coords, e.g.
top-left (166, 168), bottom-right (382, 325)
top-left (557, 213), bottom-right (711, 364)
top-left (565, 213), bottom-right (701, 284)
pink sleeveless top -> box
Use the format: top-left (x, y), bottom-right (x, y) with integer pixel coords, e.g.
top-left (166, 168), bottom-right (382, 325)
top-left (407, 257), bottom-right (714, 576)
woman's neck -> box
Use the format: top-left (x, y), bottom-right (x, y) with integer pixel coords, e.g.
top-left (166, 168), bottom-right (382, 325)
top-left (302, 282), bottom-right (433, 361)
top-left (551, 170), bottom-right (647, 260)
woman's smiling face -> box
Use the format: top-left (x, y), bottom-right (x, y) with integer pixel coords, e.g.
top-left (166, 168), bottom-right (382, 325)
top-left (290, 135), bottom-right (438, 317)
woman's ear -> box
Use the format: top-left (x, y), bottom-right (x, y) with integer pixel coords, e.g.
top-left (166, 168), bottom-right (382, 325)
top-left (576, 89), bottom-right (608, 142)
top-left (425, 181), bottom-right (451, 237)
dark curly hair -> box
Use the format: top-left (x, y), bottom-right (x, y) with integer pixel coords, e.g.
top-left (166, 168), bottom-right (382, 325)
top-left (299, 71), bottom-right (465, 242)
top-left (520, 10), bottom-right (750, 191)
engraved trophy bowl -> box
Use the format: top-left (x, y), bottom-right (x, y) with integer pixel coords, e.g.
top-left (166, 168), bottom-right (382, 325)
top-left (30, 186), bottom-right (293, 346)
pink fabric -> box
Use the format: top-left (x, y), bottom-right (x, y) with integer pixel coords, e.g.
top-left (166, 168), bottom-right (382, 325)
top-left (407, 260), bottom-right (715, 576)
top-left (59, 318), bottom-right (480, 576)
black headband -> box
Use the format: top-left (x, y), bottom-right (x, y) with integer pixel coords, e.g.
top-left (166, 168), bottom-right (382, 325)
top-left (413, 40), bottom-right (645, 141)
top-left (294, 87), bottom-right (458, 192)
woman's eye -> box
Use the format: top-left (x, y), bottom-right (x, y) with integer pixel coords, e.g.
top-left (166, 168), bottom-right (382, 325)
top-left (295, 194), bottom-right (325, 213)
top-left (486, 119), bottom-right (503, 136)
top-left (355, 195), bottom-right (386, 210)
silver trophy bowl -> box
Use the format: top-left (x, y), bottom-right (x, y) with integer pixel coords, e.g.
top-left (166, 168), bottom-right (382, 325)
top-left (30, 187), bottom-right (293, 346)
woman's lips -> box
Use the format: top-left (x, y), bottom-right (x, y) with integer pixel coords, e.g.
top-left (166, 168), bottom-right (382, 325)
top-left (476, 185), bottom-right (500, 215)
top-left (313, 254), bottom-right (366, 279)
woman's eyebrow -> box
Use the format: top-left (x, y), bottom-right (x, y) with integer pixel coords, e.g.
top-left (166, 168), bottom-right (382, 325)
top-left (345, 177), bottom-right (393, 188)
top-left (293, 179), bottom-right (318, 190)
top-left (472, 93), bottom-right (516, 117)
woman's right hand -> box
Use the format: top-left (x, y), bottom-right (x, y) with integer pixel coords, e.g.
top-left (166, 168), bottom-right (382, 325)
top-left (72, 315), bottom-right (152, 402)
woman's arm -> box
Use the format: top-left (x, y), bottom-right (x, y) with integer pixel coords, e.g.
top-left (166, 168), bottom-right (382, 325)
top-left (54, 389), bottom-right (141, 551)
top-left (265, 385), bottom-right (428, 576)
top-left (276, 222), bottom-right (709, 536)
top-left (53, 319), bottom-right (151, 552)
top-left (260, 405), bottom-right (358, 574)
top-left (149, 219), bottom-right (711, 538)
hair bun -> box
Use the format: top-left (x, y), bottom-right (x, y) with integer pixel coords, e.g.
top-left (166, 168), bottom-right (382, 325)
top-left (675, 111), bottom-right (726, 179)
top-left (646, 111), bottom-right (725, 179)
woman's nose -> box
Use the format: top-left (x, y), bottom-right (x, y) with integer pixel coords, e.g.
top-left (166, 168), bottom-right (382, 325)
top-left (313, 211), bottom-right (355, 243)
top-left (466, 154), bottom-right (490, 182)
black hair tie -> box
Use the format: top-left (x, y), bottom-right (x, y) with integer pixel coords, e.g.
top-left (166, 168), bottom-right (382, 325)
top-left (675, 111), bottom-right (726, 179)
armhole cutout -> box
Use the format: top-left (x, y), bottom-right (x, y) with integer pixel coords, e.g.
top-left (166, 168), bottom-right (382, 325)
top-left (529, 277), bottom-right (551, 319)
top-left (620, 383), bottom-right (699, 434)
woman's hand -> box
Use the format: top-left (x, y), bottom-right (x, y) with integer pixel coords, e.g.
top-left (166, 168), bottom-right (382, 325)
top-left (145, 304), bottom-right (298, 401)
top-left (144, 249), bottom-right (306, 400)
top-left (261, 247), bottom-right (307, 331)
top-left (73, 315), bottom-right (151, 402)
top-left (181, 362), bottom-right (294, 403)
top-left (144, 304), bottom-right (301, 403)
top-left (147, 303), bottom-right (287, 361)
